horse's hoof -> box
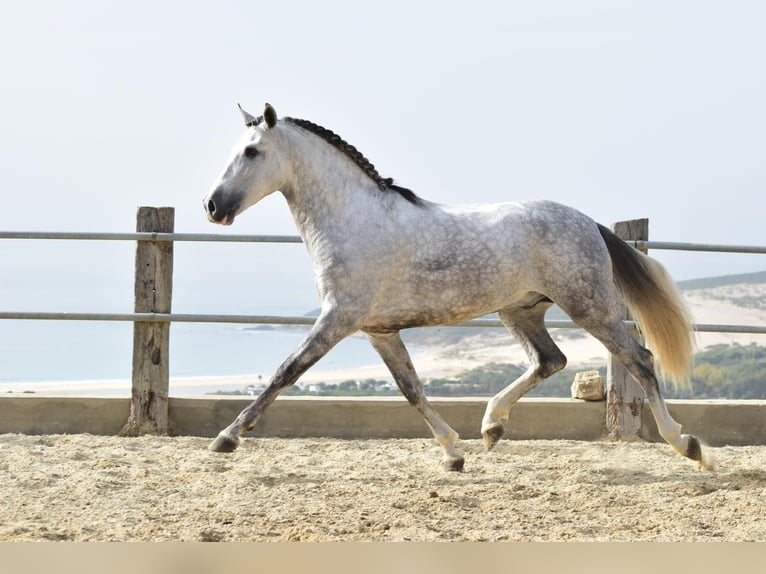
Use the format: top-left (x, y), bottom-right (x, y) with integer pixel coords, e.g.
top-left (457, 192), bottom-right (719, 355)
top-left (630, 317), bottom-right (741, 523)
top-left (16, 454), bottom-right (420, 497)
top-left (684, 434), bottom-right (715, 471)
top-left (482, 424), bottom-right (504, 451)
top-left (208, 433), bottom-right (240, 453)
top-left (684, 434), bottom-right (702, 461)
top-left (443, 457), bottom-right (465, 472)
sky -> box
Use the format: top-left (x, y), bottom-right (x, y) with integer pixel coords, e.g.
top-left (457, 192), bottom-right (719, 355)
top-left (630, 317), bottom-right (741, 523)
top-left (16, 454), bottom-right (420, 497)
top-left (1, 1), bottom-right (764, 315)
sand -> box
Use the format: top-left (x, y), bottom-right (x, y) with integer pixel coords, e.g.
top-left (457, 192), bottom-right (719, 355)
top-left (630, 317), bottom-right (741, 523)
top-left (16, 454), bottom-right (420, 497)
top-left (2, 433), bottom-right (766, 542)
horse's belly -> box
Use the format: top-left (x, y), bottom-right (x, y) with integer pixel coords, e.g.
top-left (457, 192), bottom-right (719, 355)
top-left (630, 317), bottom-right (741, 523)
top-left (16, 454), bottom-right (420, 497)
top-left (360, 282), bottom-right (520, 332)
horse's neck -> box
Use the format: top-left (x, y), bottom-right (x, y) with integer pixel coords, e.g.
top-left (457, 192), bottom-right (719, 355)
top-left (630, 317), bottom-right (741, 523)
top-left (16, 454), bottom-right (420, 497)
top-left (280, 133), bottom-right (393, 251)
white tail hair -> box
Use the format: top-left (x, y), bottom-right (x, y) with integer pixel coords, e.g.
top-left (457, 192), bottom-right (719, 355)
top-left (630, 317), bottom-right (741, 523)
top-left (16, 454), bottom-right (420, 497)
top-left (598, 225), bottom-right (696, 388)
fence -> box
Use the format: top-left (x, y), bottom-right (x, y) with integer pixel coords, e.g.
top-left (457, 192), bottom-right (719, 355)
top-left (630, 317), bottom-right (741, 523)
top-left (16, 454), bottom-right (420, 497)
top-left (1, 207), bottom-right (765, 439)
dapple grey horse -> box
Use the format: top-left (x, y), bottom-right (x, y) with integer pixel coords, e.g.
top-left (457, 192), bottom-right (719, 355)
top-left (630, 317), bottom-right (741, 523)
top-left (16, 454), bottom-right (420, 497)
top-left (203, 103), bottom-right (711, 472)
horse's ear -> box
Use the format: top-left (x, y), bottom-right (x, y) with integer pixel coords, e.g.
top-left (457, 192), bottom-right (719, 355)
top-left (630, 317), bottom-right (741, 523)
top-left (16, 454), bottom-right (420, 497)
top-left (264, 103), bottom-right (277, 129)
top-left (238, 103), bottom-right (259, 127)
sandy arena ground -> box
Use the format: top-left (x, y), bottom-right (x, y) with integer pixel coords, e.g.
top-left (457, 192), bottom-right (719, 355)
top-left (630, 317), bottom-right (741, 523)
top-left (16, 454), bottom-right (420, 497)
top-left (2, 433), bottom-right (766, 542)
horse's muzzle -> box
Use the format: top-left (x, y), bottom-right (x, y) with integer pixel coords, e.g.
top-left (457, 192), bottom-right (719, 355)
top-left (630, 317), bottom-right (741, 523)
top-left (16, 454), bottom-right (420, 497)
top-left (204, 192), bottom-right (237, 225)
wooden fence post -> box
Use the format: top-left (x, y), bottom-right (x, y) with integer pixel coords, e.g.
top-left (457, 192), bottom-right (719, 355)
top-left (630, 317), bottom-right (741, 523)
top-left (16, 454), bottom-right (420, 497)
top-left (605, 218), bottom-right (648, 440)
top-left (121, 207), bottom-right (174, 436)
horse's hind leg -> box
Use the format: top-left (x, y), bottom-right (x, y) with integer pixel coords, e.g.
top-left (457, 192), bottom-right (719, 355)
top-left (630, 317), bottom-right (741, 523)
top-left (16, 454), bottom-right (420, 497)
top-left (568, 310), bottom-right (713, 470)
top-left (608, 332), bottom-right (712, 469)
top-left (367, 331), bottom-right (464, 471)
top-left (481, 304), bottom-right (567, 451)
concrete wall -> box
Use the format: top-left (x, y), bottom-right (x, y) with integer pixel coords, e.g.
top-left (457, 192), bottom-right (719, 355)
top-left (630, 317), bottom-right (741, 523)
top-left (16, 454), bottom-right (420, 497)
top-left (1, 395), bottom-right (765, 446)
top-left (640, 400), bottom-right (766, 446)
top-left (167, 396), bottom-right (607, 441)
top-left (0, 395), bottom-right (131, 435)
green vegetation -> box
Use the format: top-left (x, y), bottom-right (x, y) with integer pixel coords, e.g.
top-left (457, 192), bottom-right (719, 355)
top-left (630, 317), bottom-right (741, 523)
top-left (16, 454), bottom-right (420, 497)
top-left (422, 362), bottom-right (596, 398)
top-left (674, 343), bottom-right (766, 400)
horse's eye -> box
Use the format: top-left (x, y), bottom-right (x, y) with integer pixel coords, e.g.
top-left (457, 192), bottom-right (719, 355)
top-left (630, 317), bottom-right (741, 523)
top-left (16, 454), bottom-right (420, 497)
top-left (243, 146), bottom-right (259, 159)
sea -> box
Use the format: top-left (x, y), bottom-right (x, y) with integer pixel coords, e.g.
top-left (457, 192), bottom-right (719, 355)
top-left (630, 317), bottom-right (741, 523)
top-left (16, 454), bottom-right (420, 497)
top-left (0, 313), bottom-right (390, 396)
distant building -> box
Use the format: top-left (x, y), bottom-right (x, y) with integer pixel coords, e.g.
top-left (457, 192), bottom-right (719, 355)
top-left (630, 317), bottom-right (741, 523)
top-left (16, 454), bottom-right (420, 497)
top-left (244, 384), bottom-right (267, 396)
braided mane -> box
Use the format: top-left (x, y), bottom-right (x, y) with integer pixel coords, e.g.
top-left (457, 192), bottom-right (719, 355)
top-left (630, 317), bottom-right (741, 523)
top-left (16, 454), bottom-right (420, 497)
top-left (284, 117), bottom-right (423, 206)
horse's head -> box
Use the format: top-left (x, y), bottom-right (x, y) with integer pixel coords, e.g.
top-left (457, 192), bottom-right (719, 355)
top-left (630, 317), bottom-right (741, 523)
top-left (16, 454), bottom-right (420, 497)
top-left (204, 103), bottom-right (286, 225)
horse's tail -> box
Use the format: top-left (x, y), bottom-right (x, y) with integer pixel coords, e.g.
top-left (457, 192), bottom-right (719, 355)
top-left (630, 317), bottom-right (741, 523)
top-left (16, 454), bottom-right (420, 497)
top-left (597, 224), bottom-right (695, 389)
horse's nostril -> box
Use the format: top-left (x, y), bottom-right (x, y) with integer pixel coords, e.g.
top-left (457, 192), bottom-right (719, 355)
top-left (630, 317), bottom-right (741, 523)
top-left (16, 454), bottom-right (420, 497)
top-left (207, 199), bottom-right (216, 215)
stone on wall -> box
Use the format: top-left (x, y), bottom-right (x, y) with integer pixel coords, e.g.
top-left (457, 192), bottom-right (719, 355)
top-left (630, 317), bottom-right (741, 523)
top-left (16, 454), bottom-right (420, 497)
top-left (571, 370), bottom-right (605, 401)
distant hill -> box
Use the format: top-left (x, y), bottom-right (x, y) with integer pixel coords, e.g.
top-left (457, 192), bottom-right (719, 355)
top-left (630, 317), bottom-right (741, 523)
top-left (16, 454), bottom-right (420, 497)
top-left (490, 269), bottom-right (766, 323)
top-left (678, 270), bottom-right (766, 291)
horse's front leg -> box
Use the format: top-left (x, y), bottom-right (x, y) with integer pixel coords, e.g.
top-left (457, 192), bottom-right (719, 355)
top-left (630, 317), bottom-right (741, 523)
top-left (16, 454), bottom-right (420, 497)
top-left (209, 312), bottom-right (355, 453)
top-left (367, 331), bottom-right (464, 471)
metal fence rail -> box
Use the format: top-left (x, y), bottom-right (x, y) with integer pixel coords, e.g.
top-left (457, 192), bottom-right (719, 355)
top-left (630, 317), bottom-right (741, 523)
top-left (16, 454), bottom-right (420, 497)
top-left (637, 240), bottom-right (766, 254)
top-left (2, 230), bottom-right (766, 253)
top-left (0, 231), bottom-right (302, 243)
top-left (1, 311), bottom-right (765, 335)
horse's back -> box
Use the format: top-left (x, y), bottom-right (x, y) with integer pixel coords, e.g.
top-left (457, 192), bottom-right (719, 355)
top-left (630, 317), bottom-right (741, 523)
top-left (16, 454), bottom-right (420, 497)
top-left (356, 199), bottom-right (615, 331)
top-left (440, 199), bottom-right (609, 271)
